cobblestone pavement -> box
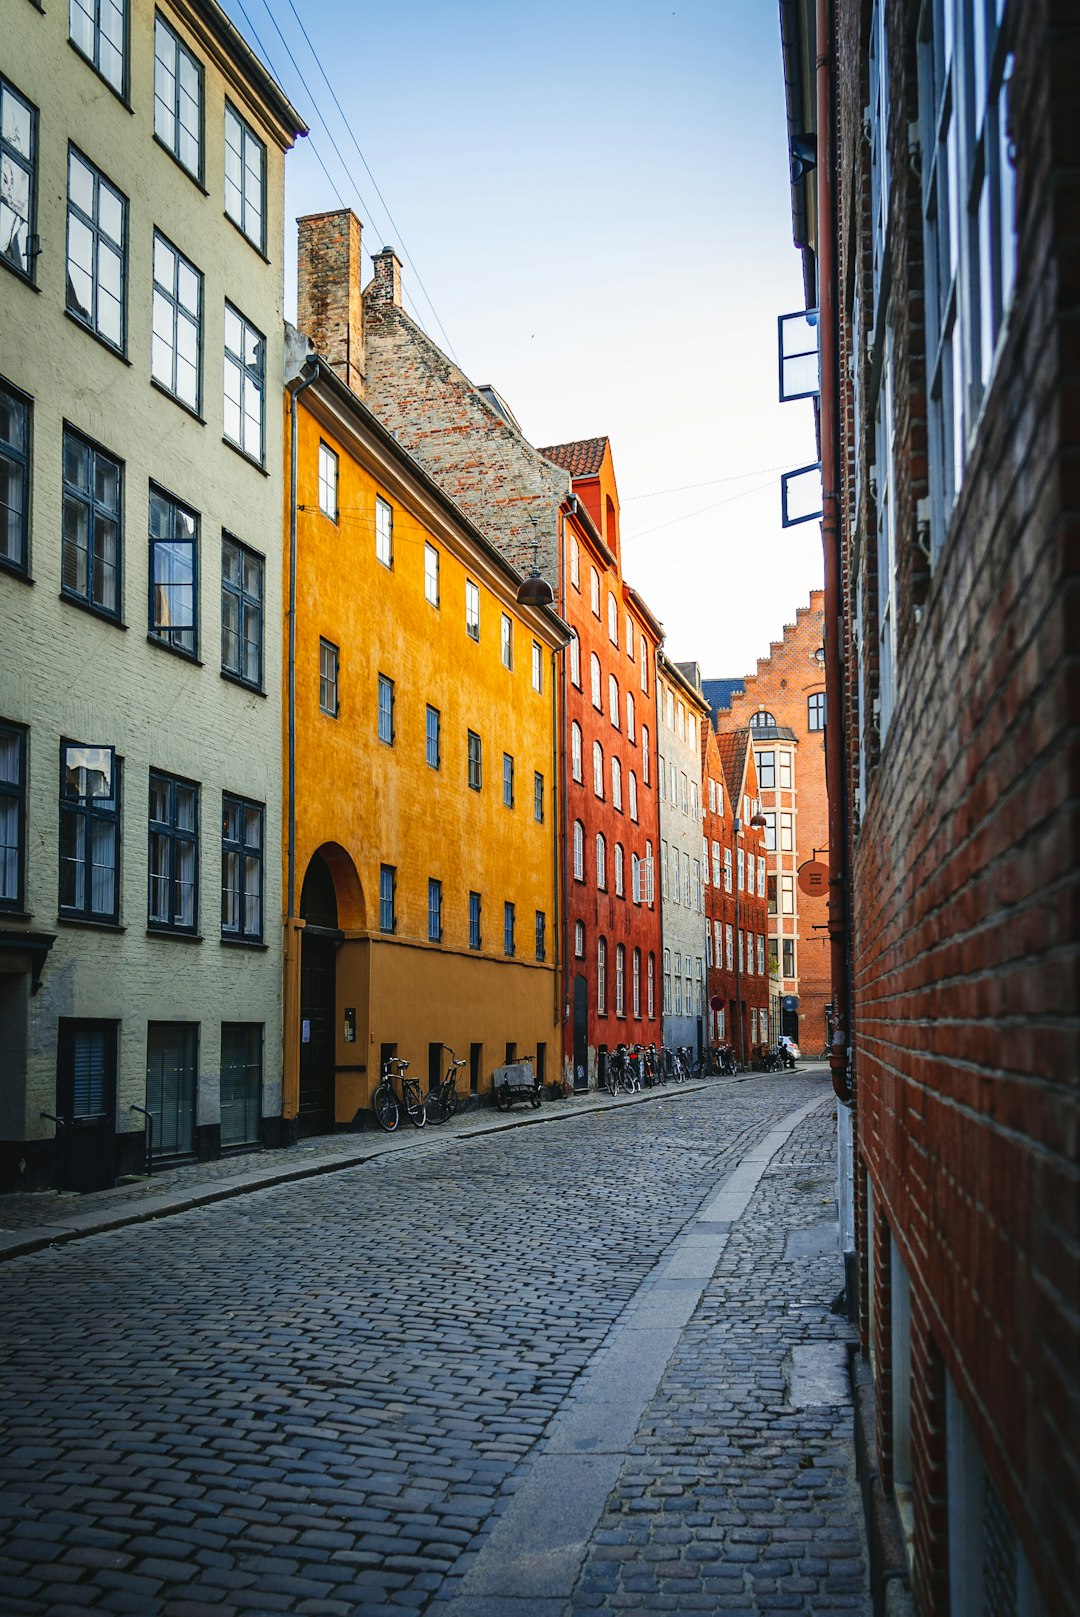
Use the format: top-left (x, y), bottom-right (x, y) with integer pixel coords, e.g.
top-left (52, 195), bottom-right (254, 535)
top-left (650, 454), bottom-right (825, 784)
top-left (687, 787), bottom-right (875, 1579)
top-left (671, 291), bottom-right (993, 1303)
top-left (0, 1072), bottom-right (869, 1616)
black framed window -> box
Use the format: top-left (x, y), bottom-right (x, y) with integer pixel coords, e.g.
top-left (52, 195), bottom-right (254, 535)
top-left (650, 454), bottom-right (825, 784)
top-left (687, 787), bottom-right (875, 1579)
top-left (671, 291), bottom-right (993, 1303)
top-left (0, 721), bottom-right (27, 911)
top-left (319, 638), bottom-right (338, 715)
top-left (428, 878), bottom-right (442, 942)
top-left (1, 77), bottom-right (36, 282)
top-left (534, 771), bottom-right (544, 823)
top-left (153, 13), bottom-right (201, 180)
top-left (221, 534), bottom-right (263, 687)
top-left (379, 864), bottom-right (395, 933)
top-left (62, 427), bottom-right (121, 618)
top-left (59, 741), bottom-right (119, 923)
top-left (223, 303), bottom-right (264, 464)
top-left (148, 769), bottom-right (198, 933)
top-left (152, 232), bottom-right (201, 412)
top-left (426, 704), bottom-right (440, 769)
top-left (467, 729), bottom-right (482, 790)
top-left (224, 102), bottom-right (265, 251)
top-left (808, 691), bottom-right (825, 732)
top-left (377, 674), bottom-right (394, 744)
top-left (503, 901), bottom-right (515, 957)
top-left (535, 910), bottom-right (545, 962)
top-left (0, 380), bottom-right (31, 574)
top-left (469, 890), bottom-right (481, 949)
top-left (220, 1023), bottom-right (261, 1148)
top-left (502, 752), bottom-right (514, 808)
top-left (69, 0), bottom-right (126, 96)
top-left (66, 147), bottom-right (125, 351)
top-left (221, 793), bottom-right (262, 942)
top-left (149, 486), bottom-right (197, 656)
top-left (147, 1021), bottom-right (197, 1161)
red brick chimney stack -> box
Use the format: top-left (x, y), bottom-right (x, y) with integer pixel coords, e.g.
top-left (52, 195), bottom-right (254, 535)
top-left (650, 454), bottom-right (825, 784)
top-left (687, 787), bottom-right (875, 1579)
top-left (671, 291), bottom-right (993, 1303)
top-left (370, 246), bottom-right (403, 308)
top-left (296, 208), bottom-right (364, 396)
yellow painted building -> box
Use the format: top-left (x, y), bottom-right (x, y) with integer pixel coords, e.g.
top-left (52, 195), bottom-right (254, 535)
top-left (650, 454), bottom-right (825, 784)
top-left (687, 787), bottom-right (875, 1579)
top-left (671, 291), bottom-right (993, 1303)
top-left (283, 342), bottom-right (567, 1128)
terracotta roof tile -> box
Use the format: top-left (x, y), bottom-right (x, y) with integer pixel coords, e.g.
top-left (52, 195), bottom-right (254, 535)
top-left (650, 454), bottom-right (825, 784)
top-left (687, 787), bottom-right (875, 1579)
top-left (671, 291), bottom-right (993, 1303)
top-left (539, 437), bottom-right (609, 478)
top-left (716, 730), bottom-right (750, 801)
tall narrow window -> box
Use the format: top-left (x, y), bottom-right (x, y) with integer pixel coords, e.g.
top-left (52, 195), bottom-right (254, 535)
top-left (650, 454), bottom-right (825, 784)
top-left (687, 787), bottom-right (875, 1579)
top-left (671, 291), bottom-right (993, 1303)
top-left (503, 901), bottom-right (515, 956)
top-left (590, 567), bottom-right (600, 616)
top-left (614, 842), bottom-right (624, 897)
top-left (647, 952), bottom-right (655, 1018)
top-left (609, 673), bottom-right (620, 728)
top-left (0, 721), bottom-right (27, 911)
top-left (424, 542), bottom-right (440, 606)
top-left (0, 381), bottom-right (30, 575)
top-left (642, 724), bottom-right (650, 784)
top-left (0, 78), bottom-right (36, 282)
top-left (67, 148), bottom-right (126, 351)
top-left (502, 752), bottom-right (514, 808)
top-left (375, 495), bottom-right (393, 567)
top-left (808, 691), bottom-right (825, 732)
top-left (615, 943), bottom-right (625, 1015)
top-left (319, 638), bottom-right (339, 716)
top-left (597, 937), bottom-right (607, 1013)
top-left (596, 833), bottom-right (607, 891)
top-left (221, 793), bottom-right (262, 942)
top-left (466, 578), bottom-right (480, 639)
top-left (469, 890), bottom-right (482, 949)
top-left (501, 612), bottom-right (513, 670)
top-left (571, 721), bottom-right (583, 783)
top-left (153, 15), bottom-right (202, 180)
top-left (149, 486), bottom-right (197, 657)
top-left (607, 592), bottom-right (618, 644)
top-left (223, 303), bottom-right (264, 464)
top-left (625, 616), bottom-right (634, 659)
top-left (628, 771), bottom-right (638, 822)
top-left (590, 653), bottom-right (602, 709)
top-left (151, 233), bottom-right (201, 412)
top-left (574, 919), bottom-right (585, 957)
top-left (535, 910), bottom-right (546, 962)
top-left (69, 0), bottom-right (125, 95)
top-left (569, 533), bottom-right (580, 587)
top-left (426, 705), bottom-right (440, 769)
top-left (62, 429), bottom-right (121, 618)
top-left (593, 741), bottom-right (604, 799)
top-left (224, 102), bottom-right (265, 251)
top-left (148, 770), bottom-right (198, 933)
top-left (221, 535), bottom-right (263, 688)
top-left (569, 632), bottom-right (581, 686)
top-left (532, 640), bottom-right (543, 693)
top-left (626, 692), bottom-right (635, 741)
top-left (318, 442), bottom-right (338, 520)
top-left (379, 865), bottom-right (396, 933)
top-left (467, 730), bottom-right (482, 790)
top-left (533, 771), bottom-right (544, 823)
top-left (428, 878), bottom-right (442, 942)
top-left (632, 948), bottom-right (641, 1017)
top-left (611, 756), bottom-right (622, 811)
top-left (573, 820), bottom-right (584, 881)
top-left (60, 743), bottom-right (119, 923)
top-left (377, 674), bottom-right (395, 745)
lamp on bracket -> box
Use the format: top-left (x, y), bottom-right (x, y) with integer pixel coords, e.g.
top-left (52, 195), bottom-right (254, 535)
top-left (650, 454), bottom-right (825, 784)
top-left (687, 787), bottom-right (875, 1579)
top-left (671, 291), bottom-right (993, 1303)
top-left (516, 515), bottom-right (554, 609)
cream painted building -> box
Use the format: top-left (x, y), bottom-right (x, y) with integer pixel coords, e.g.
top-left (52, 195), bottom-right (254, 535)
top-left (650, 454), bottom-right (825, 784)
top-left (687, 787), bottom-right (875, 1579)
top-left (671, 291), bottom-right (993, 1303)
top-left (0, 0), bottom-right (304, 1188)
top-left (656, 656), bottom-right (710, 1057)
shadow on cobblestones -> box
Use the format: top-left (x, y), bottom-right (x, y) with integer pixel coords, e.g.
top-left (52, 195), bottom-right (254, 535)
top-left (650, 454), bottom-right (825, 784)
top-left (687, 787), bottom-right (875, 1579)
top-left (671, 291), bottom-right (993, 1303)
top-left (0, 1073), bottom-right (866, 1616)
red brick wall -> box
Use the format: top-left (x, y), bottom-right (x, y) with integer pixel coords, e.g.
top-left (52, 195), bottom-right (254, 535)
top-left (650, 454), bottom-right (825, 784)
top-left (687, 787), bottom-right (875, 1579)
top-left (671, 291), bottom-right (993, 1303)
top-left (715, 595), bottom-right (830, 1049)
top-left (836, 1), bottom-right (1080, 1610)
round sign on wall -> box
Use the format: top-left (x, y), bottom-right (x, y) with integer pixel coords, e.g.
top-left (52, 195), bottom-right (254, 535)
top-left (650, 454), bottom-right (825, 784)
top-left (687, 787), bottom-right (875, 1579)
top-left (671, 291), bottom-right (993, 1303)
top-left (710, 995), bottom-right (723, 1012)
top-left (798, 859), bottom-right (829, 897)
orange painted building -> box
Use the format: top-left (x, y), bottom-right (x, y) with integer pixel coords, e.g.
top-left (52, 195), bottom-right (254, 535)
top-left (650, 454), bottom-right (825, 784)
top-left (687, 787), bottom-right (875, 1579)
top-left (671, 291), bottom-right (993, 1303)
top-left (282, 346), bottom-right (567, 1130)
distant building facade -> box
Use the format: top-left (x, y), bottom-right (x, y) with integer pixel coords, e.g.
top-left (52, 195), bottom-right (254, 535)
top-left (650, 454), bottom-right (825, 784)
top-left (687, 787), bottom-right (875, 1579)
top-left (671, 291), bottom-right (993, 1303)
top-left (656, 655), bottom-right (709, 1056)
top-left (701, 726), bottom-right (770, 1062)
top-left (710, 593), bottom-right (829, 1050)
top-left (0, 0), bottom-right (303, 1188)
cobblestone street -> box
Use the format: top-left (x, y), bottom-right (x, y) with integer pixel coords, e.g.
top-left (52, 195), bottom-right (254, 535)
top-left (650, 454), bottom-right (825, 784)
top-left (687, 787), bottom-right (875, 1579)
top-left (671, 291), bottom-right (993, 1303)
top-left (0, 1072), bottom-right (869, 1616)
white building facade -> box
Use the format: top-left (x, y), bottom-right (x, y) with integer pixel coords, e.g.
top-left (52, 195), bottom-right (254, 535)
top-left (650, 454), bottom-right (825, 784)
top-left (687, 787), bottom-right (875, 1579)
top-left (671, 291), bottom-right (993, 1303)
top-left (656, 656), bottom-right (709, 1057)
top-left (0, 0), bottom-right (304, 1189)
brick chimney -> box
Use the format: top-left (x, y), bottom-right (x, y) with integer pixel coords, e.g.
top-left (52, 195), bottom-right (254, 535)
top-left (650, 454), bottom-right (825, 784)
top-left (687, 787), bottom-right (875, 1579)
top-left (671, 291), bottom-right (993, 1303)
top-left (296, 209), bottom-right (364, 395)
top-left (370, 246), bottom-right (403, 308)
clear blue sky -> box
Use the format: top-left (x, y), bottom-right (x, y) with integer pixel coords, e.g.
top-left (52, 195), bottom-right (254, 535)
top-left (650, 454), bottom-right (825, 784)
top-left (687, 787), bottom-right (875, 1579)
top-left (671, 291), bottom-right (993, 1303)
top-left (222, 0), bottom-right (822, 675)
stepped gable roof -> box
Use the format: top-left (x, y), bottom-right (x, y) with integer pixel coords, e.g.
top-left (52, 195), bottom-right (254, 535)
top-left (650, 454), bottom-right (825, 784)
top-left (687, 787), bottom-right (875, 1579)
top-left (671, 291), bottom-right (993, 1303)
top-left (539, 437), bottom-right (609, 478)
top-left (716, 729), bottom-right (750, 801)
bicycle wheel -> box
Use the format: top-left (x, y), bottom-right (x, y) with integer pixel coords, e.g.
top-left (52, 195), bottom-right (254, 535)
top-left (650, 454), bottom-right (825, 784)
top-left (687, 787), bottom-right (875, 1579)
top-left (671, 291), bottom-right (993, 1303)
top-left (373, 1084), bottom-right (400, 1132)
top-left (442, 1084), bottom-right (459, 1122)
top-left (604, 1065), bottom-right (619, 1096)
top-left (404, 1081), bottom-right (427, 1127)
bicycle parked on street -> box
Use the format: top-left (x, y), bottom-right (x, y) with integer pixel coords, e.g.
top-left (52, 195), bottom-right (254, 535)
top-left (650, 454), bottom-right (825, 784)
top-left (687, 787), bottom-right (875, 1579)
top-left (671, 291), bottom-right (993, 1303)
top-left (427, 1045), bottom-right (466, 1124)
top-left (372, 1056), bottom-right (427, 1132)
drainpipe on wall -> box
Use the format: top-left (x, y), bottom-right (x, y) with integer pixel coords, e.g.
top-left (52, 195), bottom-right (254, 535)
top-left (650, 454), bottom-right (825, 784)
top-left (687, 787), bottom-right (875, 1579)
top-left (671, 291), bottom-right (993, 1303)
top-left (815, 0), bottom-right (853, 1106)
top-left (282, 354), bottom-right (318, 1132)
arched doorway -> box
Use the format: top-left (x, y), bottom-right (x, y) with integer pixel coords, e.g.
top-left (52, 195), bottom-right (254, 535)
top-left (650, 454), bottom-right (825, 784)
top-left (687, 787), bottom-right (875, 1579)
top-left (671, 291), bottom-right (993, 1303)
top-left (299, 851), bottom-right (340, 1134)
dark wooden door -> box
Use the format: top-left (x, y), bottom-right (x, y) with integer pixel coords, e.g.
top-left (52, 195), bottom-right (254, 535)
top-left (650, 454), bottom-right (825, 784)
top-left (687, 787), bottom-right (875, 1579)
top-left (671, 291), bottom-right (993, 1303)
top-left (56, 1020), bottom-right (117, 1191)
top-left (299, 935), bottom-right (335, 1133)
top-left (572, 975), bottom-right (589, 1091)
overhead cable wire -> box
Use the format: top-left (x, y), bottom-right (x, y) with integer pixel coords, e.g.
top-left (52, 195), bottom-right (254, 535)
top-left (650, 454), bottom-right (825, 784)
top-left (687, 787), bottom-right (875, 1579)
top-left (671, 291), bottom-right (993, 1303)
top-left (625, 477), bottom-right (779, 540)
top-left (232, 0), bottom-right (347, 208)
top-left (279, 0), bottom-right (462, 366)
top-left (622, 463), bottom-right (792, 500)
